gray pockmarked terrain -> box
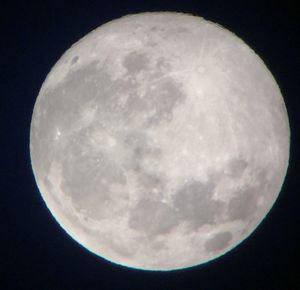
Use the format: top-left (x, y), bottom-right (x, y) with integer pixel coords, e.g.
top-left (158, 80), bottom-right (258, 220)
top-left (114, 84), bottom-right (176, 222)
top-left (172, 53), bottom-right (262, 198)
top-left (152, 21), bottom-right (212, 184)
top-left (30, 12), bottom-right (290, 270)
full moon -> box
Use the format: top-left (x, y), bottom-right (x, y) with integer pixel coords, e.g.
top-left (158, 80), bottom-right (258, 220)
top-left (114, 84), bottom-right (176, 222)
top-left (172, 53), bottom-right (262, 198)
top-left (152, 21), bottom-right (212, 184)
top-left (30, 12), bottom-right (290, 271)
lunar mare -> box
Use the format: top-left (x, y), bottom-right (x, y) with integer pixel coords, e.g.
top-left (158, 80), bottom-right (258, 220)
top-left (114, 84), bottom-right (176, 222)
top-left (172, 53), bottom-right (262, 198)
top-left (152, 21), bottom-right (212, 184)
top-left (30, 12), bottom-right (290, 270)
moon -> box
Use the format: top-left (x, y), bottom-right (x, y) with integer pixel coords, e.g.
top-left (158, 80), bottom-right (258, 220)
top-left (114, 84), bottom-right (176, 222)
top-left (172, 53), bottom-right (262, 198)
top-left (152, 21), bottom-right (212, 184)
top-left (30, 12), bottom-right (290, 271)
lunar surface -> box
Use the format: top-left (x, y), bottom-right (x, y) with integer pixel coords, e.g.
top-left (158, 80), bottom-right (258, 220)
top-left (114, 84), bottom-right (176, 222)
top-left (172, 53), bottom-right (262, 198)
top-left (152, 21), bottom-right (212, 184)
top-left (30, 12), bottom-right (290, 270)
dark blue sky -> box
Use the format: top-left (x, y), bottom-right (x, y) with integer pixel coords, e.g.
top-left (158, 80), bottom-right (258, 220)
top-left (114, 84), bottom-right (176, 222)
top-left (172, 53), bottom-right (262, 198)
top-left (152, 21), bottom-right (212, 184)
top-left (1, 0), bottom-right (299, 289)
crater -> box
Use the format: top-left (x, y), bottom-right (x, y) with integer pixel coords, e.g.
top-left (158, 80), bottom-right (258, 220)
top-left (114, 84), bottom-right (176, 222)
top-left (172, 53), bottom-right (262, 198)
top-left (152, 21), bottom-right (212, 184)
top-left (128, 199), bottom-right (178, 237)
top-left (205, 231), bottom-right (233, 252)
top-left (172, 180), bottom-right (224, 228)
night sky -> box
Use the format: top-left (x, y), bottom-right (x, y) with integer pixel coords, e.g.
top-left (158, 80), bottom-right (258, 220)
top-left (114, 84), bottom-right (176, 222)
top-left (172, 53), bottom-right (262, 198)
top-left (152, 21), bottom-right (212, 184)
top-left (1, 0), bottom-right (299, 289)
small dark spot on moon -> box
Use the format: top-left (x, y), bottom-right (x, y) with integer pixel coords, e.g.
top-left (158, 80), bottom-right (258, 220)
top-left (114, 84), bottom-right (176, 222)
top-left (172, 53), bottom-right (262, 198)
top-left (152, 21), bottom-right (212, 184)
top-left (177, 26), bottom-right (188, 33)
top-left (150, 25), bottom-right (165, 32)
top-left (205, 231), bottom-right (233, 252)
top-left (71, 56), bottom-right (79, 65)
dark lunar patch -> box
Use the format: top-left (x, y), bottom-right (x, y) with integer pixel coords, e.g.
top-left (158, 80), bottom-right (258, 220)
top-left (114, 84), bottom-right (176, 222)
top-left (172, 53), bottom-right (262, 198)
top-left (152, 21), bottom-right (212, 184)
top-left (205, 232), bottom-right (233, 252)
top-left (138, 173), bottom-right (162, 190)
top-left (115, 75), bottom-right (185, 126)
top-left (173, 27), bottom-right (190, 34)
top-left (122, 130), bottom-right (161, 173)
top-left (153, 57), bottom-right (172, 75)
top-left (172, 180), bottom-right (223, 228)
top-left (128, 199), bottom-right (178, 236)
top-left (144, 80), bottom-right (185, 125)
top-left (35, 60), bottom-right (139, 165)
top-left (150, 240), bottom-right (166, 251)
top-left (122, 131), bottom-right (149, 172)
top-left (38, 54), bottom-right (185, 130)
top-left (70, 56), bottom-right (79, 65)
top-left (227, 188), bottom-right (258, 221)
top-left (37, 62), bottom-right (104, 136)
top-left (123, 131), bottom-right (149, 158)
top-left (123, 51), bottom-right (149, 75)
top-left (227, 158), bottom-right (248, 178)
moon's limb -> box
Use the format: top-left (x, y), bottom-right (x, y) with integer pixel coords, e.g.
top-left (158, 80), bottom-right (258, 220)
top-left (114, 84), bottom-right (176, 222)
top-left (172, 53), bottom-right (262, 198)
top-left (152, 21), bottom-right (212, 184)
top-left (30, 12), bottom-right (290, 270)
